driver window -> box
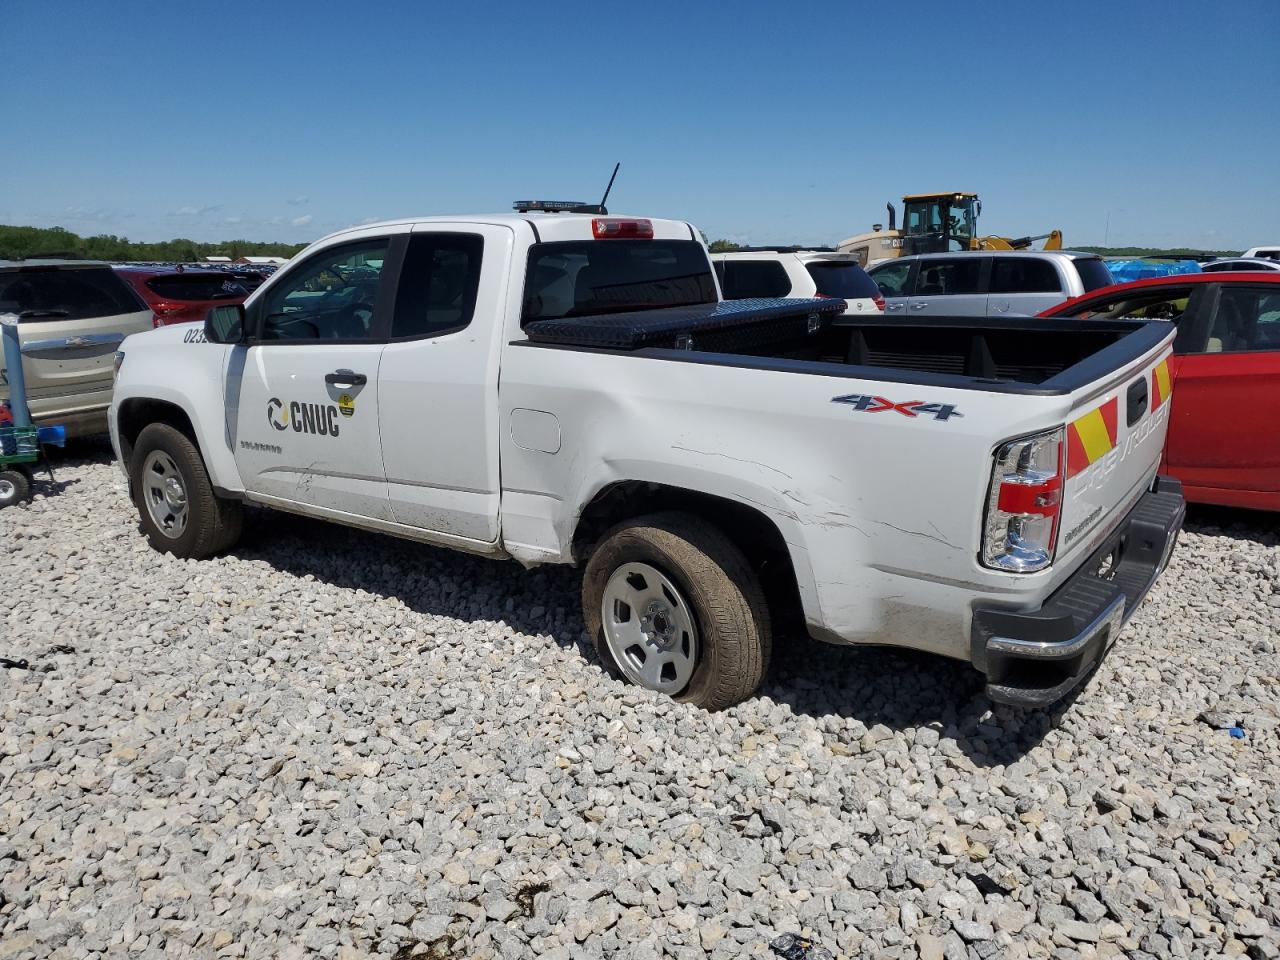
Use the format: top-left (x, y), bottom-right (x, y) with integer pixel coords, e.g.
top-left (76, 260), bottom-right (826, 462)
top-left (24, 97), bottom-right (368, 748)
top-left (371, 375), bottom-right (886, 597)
top-left (259, 238), bottom-right (390, 341)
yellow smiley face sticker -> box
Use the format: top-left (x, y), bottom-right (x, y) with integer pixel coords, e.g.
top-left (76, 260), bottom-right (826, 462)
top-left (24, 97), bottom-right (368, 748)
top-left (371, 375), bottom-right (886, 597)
top-left (337, 393), bottom-right (355, 418)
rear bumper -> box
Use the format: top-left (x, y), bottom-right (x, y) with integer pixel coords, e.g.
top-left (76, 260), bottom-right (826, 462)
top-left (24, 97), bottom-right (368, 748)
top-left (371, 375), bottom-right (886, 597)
top-left (972, 475), bottom-right (1186, 708)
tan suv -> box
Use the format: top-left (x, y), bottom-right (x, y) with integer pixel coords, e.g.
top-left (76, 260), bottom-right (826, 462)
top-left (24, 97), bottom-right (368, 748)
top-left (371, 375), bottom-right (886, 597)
top-left (0, 260), bottom-right (153, 436)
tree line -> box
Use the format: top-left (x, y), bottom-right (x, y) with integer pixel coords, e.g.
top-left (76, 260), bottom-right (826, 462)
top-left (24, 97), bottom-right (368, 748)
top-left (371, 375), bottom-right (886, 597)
top-left (0, 224), bottom-right (308, 262)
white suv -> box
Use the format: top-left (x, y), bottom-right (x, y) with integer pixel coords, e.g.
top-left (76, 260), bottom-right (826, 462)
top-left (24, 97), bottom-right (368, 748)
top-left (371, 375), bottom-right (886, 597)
top-left (712, 249), bottom-right (884, 315)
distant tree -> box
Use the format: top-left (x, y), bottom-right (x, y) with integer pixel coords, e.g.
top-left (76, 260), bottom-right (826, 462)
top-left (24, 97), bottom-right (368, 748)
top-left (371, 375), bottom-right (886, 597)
top-left (708, 239), bottom-right (741, 252)
top-left (0, 223), bottom-right (308, 261)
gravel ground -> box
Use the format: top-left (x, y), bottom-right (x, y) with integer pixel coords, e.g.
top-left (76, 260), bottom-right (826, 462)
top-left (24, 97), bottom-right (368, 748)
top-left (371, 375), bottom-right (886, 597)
top-left (2, 446), bottom-right (1278, 960)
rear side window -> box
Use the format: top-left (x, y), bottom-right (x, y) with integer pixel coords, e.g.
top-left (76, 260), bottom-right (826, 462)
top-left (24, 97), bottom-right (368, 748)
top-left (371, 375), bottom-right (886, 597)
top-left (523, 240), bottom-right (716, 322)
top-left (392, 233), bottom-right (483, 339)
top-left (1205, 288), bottom-right (1280, 353)
top-left (990, 258), bottom-right (1061, 294)
top-left (915, 258), bottom-right (982, 295)
top-left (720, 260), bottom-right (792, 299)
top-left (804, 261), bottom-right (880, 299)
top-left (0, 267), bottom-right (144, 321)
top-left (1073, 258), bottom-right (1113, 292)
top-left (146, 274), bottom-right (249, 301)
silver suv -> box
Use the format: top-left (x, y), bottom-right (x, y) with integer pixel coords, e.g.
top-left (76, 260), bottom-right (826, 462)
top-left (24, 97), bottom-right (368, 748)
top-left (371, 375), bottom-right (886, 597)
top-left (867, 251), bottom-right (1113, 318)
top-left (0, 260), bottom-right (153, 436)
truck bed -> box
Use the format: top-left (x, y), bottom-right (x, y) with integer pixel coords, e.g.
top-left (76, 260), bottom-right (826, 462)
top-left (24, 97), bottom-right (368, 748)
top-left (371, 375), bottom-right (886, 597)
top-left (523, 300), bottom-right (1173, 396)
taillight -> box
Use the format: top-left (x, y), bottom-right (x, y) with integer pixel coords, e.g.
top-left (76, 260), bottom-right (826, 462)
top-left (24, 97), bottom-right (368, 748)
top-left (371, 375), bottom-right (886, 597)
top-left (592, 218), bottom-right (653, 239)
top-left (981, 427), bottom-right (1064, 572)
top-left (113, 350), bottom-right (126, 380)
top-left (873, 292), bottom-right (886, 311)
top-left (151, 300), bottom-right (187, 326)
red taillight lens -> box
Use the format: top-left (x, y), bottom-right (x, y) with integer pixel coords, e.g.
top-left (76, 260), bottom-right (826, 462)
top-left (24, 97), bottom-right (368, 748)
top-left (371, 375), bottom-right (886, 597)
top-left (982, 427), bottom-right (1065, 572)
top-left (592, 218), bottom-right (653, 239)
top-left (873, 293), bottom-right (886, 311)
top-left (151, 301), bottom-right (187, 326)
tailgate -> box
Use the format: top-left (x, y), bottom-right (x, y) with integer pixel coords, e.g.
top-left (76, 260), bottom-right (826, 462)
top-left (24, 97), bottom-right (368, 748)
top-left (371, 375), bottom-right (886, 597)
top-left (14, 309), bottom-right (153, 401)
top-left (1057, 333), bottom-right (1176, 560)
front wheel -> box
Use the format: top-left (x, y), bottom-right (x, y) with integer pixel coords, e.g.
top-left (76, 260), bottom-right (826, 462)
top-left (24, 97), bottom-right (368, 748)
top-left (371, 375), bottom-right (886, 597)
top-left (0, 467), bottom-right (31, 508)
top-left (130, 423), bottom-right (242, 558)
top-left (582, 512), bottom-right (771, 711)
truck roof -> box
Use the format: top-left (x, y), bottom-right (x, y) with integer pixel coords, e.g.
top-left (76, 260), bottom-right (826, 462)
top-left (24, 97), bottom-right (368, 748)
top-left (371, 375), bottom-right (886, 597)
top-left (317, 213), bottom-right (699, 246)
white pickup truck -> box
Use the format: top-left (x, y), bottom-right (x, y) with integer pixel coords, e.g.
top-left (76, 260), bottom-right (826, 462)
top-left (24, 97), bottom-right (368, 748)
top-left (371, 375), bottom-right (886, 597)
top-left (109, 208), bottom-right (1185, 710)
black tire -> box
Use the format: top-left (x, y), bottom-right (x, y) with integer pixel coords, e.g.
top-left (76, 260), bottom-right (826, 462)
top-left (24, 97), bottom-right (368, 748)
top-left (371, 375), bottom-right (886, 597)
top-left (583, 511), bottom-right (772, 711)
top-left (0, 468), bottom-right (31, 508)
top-left (130, 423), bottom-right (242, 558)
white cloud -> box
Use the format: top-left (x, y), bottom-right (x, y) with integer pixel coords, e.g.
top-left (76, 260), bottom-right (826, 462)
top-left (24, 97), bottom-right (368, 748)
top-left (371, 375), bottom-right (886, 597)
top-left (291, 214), bottom-right (313, 227)
top-left (170, 203), bottom-right (222, 217)
top-left (287, 195), bottom-right (309, 206)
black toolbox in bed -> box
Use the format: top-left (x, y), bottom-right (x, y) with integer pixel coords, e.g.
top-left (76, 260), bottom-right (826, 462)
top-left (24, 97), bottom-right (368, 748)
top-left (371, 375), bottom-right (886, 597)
top-left (523, 298), bottom-right (845, 352)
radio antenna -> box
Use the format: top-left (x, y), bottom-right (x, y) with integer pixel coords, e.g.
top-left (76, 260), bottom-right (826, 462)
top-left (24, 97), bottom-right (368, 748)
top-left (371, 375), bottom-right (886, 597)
top-left (598, 162), bottom-right (620, 214)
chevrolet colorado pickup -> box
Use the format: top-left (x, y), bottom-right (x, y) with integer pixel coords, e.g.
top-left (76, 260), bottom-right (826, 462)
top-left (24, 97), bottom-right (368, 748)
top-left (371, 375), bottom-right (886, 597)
top-left (109, 210), bottom-right (1185, 710)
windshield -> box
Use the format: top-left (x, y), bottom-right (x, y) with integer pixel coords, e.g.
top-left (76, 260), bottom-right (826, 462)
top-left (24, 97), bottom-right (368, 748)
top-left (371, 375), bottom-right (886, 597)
top-left (905, 197), bottom-right (975, 251)
top-left (805, 261), bottom-right (880, 299)
top-left (523, 240), bottom-right (716, 323)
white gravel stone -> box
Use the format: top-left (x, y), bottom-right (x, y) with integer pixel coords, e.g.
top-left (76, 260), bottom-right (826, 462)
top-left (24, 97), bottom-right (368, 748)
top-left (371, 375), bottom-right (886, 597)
top-left (1, 448), bottom-right (1278, 960)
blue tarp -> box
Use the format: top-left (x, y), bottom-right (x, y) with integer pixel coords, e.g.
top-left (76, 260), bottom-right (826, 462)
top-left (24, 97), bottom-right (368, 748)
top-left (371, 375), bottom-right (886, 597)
top-left (1104, 259), bottom-right (1203, 283)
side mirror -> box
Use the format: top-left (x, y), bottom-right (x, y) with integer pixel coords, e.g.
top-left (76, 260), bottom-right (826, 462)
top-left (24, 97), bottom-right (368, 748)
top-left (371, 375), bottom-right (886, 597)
top-left (204, 304), bottom-right (246, 344)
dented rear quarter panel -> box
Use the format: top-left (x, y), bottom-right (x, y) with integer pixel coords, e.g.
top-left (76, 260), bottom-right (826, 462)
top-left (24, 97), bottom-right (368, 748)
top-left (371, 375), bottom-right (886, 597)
top-left (497, 334), bottom-right (1176, 662)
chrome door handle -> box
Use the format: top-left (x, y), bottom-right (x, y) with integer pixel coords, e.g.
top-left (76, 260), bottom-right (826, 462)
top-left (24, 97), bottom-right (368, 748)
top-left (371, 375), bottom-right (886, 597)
top-left (910, 303), bottom-right (928, 310)
top-left (886, 303), bottom-right (904, 311)
top-left (325, 369), bottom-right (367, 387)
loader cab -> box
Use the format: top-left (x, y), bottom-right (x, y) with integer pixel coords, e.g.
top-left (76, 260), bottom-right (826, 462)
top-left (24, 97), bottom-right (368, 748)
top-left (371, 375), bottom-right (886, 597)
top-left (901, 193), bottom-right (979, 256)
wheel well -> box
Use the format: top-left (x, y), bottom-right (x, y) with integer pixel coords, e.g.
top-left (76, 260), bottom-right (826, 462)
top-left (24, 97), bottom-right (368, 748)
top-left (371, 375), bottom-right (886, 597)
top-left (116, 399), bottom-right (197, 469)
top-left (573, 481), bottom-right (804, 625)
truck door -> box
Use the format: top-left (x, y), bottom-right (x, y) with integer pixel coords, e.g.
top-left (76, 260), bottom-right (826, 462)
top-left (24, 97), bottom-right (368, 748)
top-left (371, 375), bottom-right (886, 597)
top-left (377, 224), bottom-right (510, 544)
top-left (988, 256), bottom-right (1066, 316)
top-left (231, 234), bottom-right (400, 521)
top-left (1165, 284), bottom-right (1280, 501)
top-left (904, 256), bottom-right (989, 316)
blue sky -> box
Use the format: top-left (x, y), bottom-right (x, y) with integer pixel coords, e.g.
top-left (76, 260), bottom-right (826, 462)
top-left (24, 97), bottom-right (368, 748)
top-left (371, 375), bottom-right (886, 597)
top-left (4, 0), bottom-right (1278, 250)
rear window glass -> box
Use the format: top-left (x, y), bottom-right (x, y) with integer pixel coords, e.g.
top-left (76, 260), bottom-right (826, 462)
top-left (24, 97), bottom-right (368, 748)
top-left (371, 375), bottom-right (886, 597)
top-left (146, 274), bottom-right (250, 301)
top-left (0, 267), bottom-right (143, 321)
top-left (805, 261), bottom-right (880, 299)
top-left (721, 260), bottom-right (791, 299)
top-left (1074, 258), bottom-right (1113, 292)
top-left (523, 240), bottom-right (716, 322)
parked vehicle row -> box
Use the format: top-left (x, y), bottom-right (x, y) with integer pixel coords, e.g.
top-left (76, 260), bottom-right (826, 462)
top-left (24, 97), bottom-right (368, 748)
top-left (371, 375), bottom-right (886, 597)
top-left (108, 207), bottom-right (1183, 711)
top-left (867, 250), bottom-right (1114, 318)
top-left (0, 260), bottom-right (257, 436)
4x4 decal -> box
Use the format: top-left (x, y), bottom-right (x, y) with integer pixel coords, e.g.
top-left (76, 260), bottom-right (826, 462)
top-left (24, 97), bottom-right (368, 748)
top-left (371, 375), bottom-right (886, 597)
top-left (832, 394), bottom-right (963, 421)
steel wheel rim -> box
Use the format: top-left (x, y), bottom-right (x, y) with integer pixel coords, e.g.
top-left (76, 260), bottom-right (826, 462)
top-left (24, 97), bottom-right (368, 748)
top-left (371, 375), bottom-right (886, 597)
top-left (601, 561), bottom-right (699, 694)
top-left (0, 478), bottom-right (14, 501)
top-left (142, 450), bottom-right (189, 539)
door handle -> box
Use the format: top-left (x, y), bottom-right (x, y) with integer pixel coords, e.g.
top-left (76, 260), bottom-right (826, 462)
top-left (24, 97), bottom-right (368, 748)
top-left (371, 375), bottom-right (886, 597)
top-left (886, 302), bottom-right (904, 311)
top-left (325, 369), bottom-right (367, 387)
top-left (910, 303), bottom-right (928, 310)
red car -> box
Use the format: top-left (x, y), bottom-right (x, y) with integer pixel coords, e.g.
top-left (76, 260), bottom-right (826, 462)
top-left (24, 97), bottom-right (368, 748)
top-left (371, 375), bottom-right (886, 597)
top-left (115, 266), bottom-right (254, 327)
top-left (1043, 272), bottom-right (1280, 511)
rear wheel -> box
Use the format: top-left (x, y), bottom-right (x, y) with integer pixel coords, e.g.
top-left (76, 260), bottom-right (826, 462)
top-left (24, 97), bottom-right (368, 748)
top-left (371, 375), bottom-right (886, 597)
top-left (0, 468), bottom-right (31, 508)
top-left (131, 423), bottom-right (242, 558)
top-left (583, 512), bottom-right (771, 711)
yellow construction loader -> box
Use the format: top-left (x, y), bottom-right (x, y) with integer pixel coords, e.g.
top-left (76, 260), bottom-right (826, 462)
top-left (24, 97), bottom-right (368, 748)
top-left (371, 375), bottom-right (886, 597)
top-left (838, 192), bottom-right (1062, 266)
